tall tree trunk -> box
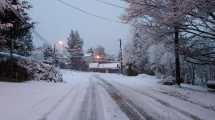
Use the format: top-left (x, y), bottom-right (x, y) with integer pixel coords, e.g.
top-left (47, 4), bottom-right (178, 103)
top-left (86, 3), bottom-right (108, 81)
top-left (10, 38), bottom-right (14, 60)
top-left (191, 64), bottom-right (195, 85)
top-left (174, 26), bottom-right (181, 86)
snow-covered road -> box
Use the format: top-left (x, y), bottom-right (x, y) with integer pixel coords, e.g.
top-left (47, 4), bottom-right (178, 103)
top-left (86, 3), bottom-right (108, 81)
top-left (0, 70), bottom-right (215, 120)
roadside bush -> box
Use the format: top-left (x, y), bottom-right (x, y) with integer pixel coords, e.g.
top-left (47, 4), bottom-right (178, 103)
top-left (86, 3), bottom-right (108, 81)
top-left (0, 52), bottom-right (63, 82)
top-left (0, 60), bottom-right (29, 82)
top-left (159, 75), bottom-right (176, 85)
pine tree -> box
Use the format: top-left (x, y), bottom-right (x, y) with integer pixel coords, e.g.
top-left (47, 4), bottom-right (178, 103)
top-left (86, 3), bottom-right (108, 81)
top-left (43, 45), bottom-right (54, 62)
top-left (87, 48), bottom-right (94, 55)
top-left (0, 0), bottom-right (33, 56)
top-left (16, 31), bottom-right (33, 56)
top-left (67, 30), bottom-right (86, 70)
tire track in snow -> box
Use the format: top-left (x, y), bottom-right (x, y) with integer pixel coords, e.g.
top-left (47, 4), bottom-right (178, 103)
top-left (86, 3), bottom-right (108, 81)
top-left (38, 84), bottom-right (78, 120)
top-left (48, 81), bottom-right (90, 120)
top-left (77, 78), bottom-right (103, 120)
top-left (96, 76), bottom-right (151, 120)
top-left (99, 77), bottom-right (203, 120)
top-left (89, 79), bottom-right (99, 120)
top-left (154, 88), bottom-right (215, 112)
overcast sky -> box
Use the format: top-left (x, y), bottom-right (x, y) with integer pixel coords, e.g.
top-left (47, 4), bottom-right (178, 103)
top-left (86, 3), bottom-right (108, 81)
top-left (30, 0), bottom-right (130, 55)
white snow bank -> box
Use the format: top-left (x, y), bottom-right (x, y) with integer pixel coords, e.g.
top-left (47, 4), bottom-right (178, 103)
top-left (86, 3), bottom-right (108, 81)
top-left (61, 69), bottom-right (94, 84)
top-left (0, 82), bottom-right (72, 120)
top-left (97, 73), bottom-right (215, 120)
top-left (19, 60), bottom-right (63, 82)
top-left (98, 73), bottom-right (160, 87)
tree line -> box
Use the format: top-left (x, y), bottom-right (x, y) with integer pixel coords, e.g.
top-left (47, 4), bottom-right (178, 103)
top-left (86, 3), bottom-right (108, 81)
top-left (122, 0), bottom-right (215, 85)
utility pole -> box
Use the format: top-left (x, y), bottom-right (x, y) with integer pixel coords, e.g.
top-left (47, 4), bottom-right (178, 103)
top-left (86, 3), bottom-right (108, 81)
top-left (119, 39), bottom-right (123, 73)
top-left (173, 0), bottom-right (181, 86)
top-left (53, 44), bottom-right (57, 67)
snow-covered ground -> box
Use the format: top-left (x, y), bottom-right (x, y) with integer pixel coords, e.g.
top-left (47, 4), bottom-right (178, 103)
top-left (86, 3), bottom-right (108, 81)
top-left (0, 69), bottom-right (215, 120)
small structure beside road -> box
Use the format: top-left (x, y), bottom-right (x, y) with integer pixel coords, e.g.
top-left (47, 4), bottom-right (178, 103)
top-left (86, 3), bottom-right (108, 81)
top-left (89, 62), bottom-right (120, 73)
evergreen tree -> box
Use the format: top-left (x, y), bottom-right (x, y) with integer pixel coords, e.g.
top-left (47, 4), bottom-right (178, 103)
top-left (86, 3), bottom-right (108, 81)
top-left (43, 45), bottom-right (54, 62)
top-left (0, 0), bottom-right (33, 56)
top-left (87, 48), bottom-right (94, 55)
top-left (16, 31), bottom-right (33, 56)
top-left (67, 30), bottom-right (86, 70)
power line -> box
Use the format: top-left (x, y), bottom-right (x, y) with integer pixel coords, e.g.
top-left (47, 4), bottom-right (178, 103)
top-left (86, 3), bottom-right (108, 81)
top-left (57, 0), bottom-right (123, 24)
top-left (94, 0), bottom-right (160, 16)
top-left (32, 29), bottom-right (49, 44)
top-left (95, 0), bottom-right (156, 10)
top-left (95, 0), bottom-right (126, 9)
top-left (119, 0), bottom-right (159, 8)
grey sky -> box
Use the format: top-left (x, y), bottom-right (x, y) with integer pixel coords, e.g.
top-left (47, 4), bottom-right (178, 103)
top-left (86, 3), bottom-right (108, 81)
top-left (30, 0), bottom-right (130, 55)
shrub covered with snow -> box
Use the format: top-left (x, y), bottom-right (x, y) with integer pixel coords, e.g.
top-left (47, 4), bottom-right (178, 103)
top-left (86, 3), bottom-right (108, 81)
top-left (159, 75), bottom-right (176, 85)
top-left (0, 52), bottom-right (63, 82)
top-left (18, 60), bottom-right (63, 82)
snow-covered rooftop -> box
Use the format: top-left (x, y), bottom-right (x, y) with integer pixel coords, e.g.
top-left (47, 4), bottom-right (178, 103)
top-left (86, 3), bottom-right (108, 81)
top-left (84, 53), bottom-right (92, 57)
top-left (89, 62), bottom-right (120, 69)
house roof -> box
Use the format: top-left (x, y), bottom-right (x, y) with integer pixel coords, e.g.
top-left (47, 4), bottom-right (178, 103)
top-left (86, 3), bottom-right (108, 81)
top-left (89, 62), bottom-right (120, 69)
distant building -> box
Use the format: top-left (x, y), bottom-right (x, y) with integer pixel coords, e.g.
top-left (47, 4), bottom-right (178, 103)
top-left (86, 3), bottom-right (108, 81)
top-left (57, 55), bottom-right (71, 69)
top-left (84, 53), bottom-right (94, 63)
top-left (89, 62), bottom-right (120, 73)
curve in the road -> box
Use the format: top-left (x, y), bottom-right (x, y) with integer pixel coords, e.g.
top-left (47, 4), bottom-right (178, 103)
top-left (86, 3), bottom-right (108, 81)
top-left (96, 76), bottom-right (153, 120)
top-left (95, 75), bottom-right (203, 120)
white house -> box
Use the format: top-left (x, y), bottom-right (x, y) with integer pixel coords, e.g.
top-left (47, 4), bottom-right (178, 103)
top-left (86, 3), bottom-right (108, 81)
top-left (89, 62), bottom-right (120, 73)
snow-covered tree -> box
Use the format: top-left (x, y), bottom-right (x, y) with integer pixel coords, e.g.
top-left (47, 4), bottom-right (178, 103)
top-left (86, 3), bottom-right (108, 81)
top-left (87, 48), bottom-right (94, 55)
top-left (67, 30), bottom-right (86, 70)
top-left (0, 0), bottom-right (33, 56)
top-left (67, 30), bottom-right (83, 58)
top-left (123, 29), bottom-right (146, 71)
top-left (181, 0), bottom-right (215, 64)
top-left (43, 45), bottom-right (54, 62)
top-left (15, 31), bottom-right (33, 56)
top-left (122, 0), bottom-right (215, 85)
top-left (123, 0), bottom-right (194, 85)
top-left (0, 0), bottom-right (8, 14)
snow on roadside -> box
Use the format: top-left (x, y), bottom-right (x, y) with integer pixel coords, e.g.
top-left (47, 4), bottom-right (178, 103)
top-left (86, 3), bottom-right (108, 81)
top-left (61, 69), bottom-right (93, 84)
top-left (0, 70), bottom-right (130, 120)
top-left (46, 81), bottom-right (89, 120)
top-left (0, 81), bottom-right (74, 120)
top-left (1, 70), bottom-right (214, 120)
top-left (157, 85), bottom-right (215, 111)
top-left (97, 84), bottom-right (129, 120)
top-left (98, 73), bottom-right (215, 110)
top-left (98, 73), bottom-right (215, 120)
top-left (97, 73), bottom-right (160, 88)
